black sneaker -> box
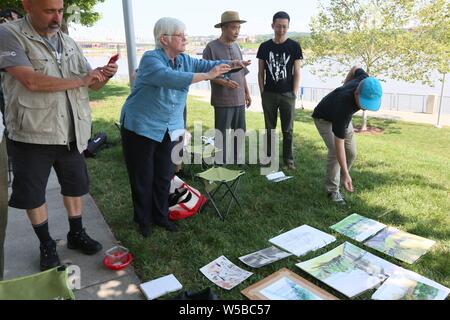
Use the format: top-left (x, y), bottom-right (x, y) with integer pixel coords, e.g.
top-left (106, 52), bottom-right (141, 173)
top-left (67, 229), bottom-right (103, 255)
top-left (40, 240), bottom-right (61, 271)
top-left (154, 220), bottom-right (178, 232)
top-left (139, 224), bottom-right (152, 238)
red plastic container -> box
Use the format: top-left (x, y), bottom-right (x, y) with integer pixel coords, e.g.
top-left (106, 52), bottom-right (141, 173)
top-left (103, 246), bottom-right (133, 270)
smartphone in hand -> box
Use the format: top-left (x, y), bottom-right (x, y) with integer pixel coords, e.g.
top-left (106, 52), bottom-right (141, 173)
top-left (108, 53), bottom-right (120, 65)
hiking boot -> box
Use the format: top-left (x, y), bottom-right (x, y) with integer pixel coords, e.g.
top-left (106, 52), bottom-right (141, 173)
top-left (328, 192), bottom-right (346, 206)
top-left (139, 225), bottom-right (152, 238)
top-left (67, 229), bottom-right (103, 255)
top-left (40, 240), bottom-right (61, 271)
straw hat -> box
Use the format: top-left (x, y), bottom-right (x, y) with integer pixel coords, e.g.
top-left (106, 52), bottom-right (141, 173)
top-left (214, 11), bottom-right (246, 28)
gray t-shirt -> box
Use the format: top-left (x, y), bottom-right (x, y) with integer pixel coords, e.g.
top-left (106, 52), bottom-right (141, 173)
top-left (0, 26), bottom-right (33, 68)
top-left (203, 39), bottom-right (249, 108)
top-left (0, 26), bottom-right (92, 143)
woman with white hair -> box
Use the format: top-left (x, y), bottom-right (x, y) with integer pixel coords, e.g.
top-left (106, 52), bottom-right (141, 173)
top-left (120, 17), bottom-right (250, 237)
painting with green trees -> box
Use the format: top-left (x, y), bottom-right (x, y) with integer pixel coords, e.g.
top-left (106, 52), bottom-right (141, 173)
top-left (372, 269), bottom-right (450, 300)
top-left (364, 227), bottom-right (436, 264)
top-left (296, 242), bottom-right (401, 298)
top-left (330, 213), bottom-right (386, 242)
top-left (260, 277), bottom-right (323, 300)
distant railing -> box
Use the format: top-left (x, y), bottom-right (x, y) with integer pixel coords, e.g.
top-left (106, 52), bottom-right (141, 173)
top-left (191, 82), bottom-right (450, 115)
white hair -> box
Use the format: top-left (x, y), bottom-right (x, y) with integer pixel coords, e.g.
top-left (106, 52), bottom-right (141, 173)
top-left (154, 17), bottom-right (186, 49)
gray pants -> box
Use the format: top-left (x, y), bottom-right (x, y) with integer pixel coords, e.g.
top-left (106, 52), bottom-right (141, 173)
top-left (262, 91), bottom-right (296, 165)
top-left (314, 118), bottom-right (357, 193)
top-left (214, 106), bottom-right (246, 165)
top-left (0, 137), bottom-right (8, 280)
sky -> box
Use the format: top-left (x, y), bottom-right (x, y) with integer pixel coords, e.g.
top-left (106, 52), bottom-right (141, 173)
top-left (70, 0), bottom-right (323, 41)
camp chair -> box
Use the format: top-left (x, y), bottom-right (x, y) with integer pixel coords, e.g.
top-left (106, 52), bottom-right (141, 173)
top-left (0, 266), bottom-right (75, 300)
top-left (184, 141), bottom-right (221, 179)
top-left (196, 167), bottom-right (245, 221)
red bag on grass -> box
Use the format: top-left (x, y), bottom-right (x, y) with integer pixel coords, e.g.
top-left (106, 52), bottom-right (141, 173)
top-left (168, 175), bottom-right (207, 221)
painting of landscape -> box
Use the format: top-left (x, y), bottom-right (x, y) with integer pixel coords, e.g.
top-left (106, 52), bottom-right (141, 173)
top-left (296, 242), bottom-right (401, 298)
top-left (241, 268), bottom-right (338, 300)
top-left (330, 213), bottom-right (386, 242)
top-left (372, 269), bottom-right (450, 300)
top-left (364, 227), bottom-right (436, 264)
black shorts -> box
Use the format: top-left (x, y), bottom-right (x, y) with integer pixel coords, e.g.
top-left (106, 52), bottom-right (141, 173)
top-left (8, 141), bottom-right (90, 210)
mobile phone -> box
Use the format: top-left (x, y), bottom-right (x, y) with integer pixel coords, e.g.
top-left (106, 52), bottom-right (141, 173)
top-left (108, 53), bottom-right (120, 64)
top-left (227, 67), bottom-right (243, 74)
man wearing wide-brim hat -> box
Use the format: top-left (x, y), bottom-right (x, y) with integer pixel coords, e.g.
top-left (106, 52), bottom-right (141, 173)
top-left (214, 11), bottom-right (247, 28)
top-left (204, 11), bottom-right (252, 166)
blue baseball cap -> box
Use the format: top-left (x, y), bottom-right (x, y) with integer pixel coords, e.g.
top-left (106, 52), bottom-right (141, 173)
top-left (358, 77), bottom-right (382, 111)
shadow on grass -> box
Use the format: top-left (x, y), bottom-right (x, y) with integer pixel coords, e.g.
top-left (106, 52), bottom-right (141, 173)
top-left (88, 112), bottom-right (449, 300)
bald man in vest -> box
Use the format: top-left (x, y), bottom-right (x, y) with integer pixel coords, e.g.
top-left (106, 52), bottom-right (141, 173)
top-left (0, 0), bottom-right (117, 271)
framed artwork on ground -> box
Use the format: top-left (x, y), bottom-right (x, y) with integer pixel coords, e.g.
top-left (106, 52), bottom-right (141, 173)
top-left (241, 268), bottom-right (339, 300)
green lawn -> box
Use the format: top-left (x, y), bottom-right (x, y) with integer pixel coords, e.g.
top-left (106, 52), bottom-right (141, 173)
top-left (88, 82), bottom-right (450, 300)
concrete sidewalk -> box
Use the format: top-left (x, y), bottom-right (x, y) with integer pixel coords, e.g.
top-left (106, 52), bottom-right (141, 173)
top-left (190, 89), bottom-right (450, 127)
top-left (4, 170), bottom-right (144, 300)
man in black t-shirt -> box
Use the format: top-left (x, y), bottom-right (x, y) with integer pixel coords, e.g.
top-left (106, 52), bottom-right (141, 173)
top-left (312, 66), bottom-right (382, 205)
top-left (257, 11), bottom-right (303, 170)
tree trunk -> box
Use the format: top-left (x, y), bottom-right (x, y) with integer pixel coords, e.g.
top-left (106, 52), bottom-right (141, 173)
top-left (361, 110), bottom-right (368, 131)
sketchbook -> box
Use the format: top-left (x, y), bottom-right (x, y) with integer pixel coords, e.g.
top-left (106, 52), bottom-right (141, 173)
top-left (269, 225), bottom-right (336, 257)
top-left (200, 256), bottom-right (253, 290)
top-left (330, 213), bottom-right (386, 242)
top-left (364, 227), bottom-right (436, 264)
top-left (139, 274), bottom-right (183, 300)
top-left (266, 171), bottom-right (293, 183)
top-left (296, 242), bottom-right (402, 298)
top-left (372, 268), bottom-right (450, 300)
top-left (239, 246), bottom-right (292, 268)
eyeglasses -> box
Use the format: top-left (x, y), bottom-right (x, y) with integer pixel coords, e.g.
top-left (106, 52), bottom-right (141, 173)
top-left (164, 33), bottom-right (188, 39)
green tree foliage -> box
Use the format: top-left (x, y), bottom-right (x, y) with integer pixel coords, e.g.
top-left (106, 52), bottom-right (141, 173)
top-left (308, 0), bottom-right (448, 129)
top-left (411, 0), bottom-right (449, 76)
top-left (0, 0), bottom-right (105, 32)
top-left (308, 0), bottom-right (418, 81)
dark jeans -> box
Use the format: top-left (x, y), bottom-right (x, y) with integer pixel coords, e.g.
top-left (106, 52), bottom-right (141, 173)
top-left (214, 106), bottom-right (246, 165)
top-left (121, 128), bottom-right (174, 229)
top-left (262, 91), bottom-right (296, 165)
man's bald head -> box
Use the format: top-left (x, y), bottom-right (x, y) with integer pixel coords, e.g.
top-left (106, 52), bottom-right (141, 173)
top-left (22, 0), bottom-right (64, 37)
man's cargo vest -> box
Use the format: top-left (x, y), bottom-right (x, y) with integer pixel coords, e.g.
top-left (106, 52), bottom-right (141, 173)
top-left (2, 17), bottom-right (91, 153)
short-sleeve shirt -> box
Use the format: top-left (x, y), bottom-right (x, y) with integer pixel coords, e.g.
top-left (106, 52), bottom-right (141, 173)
top-left (0, 26), bottom-right (33, 69)
top-left (203, 39), bottom-right (249, 108)
top-left (257, 38), bottom-right (303, 94)
top-left (0, 26), bottom-right (92, 71)
top-left (312, 68), bottom-right (369, 139)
